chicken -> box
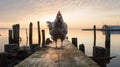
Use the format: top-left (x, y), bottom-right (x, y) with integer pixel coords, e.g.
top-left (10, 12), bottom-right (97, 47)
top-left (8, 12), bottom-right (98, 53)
top-left (47, 11), bottom-right (68, 48)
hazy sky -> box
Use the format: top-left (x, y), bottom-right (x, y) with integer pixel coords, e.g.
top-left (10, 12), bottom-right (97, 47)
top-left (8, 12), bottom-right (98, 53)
top-left (0, 0), bottom-right (120, 28)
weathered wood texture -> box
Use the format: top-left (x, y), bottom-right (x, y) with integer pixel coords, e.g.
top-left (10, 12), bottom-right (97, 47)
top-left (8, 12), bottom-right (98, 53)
top-left (93, 25), bottom-right (96, 57)
top-left (93, 25), bottom-right (96, 47)
top-left (93, 46), bottom-right (106, 67)
top-left (29, 22), bottom-right (33, 51)
top-left (105, 30), bottom-right (111, 63)
top-left (42, 30), bottom-right (45, 48)
top-left (37, 21), bottom-right (41, 47)
top-left (105, 30), bottom-right (111, 57)
top-left (12, 24), bottom-right (20, 46)
top-left (71, 38), bottom-right (78, 48)
top-left (79, 44), bottom-right (85, 54)
top-left (15, 40), bottom-right (100, 67)
top-left (9, 30), bottom-right (13, 44)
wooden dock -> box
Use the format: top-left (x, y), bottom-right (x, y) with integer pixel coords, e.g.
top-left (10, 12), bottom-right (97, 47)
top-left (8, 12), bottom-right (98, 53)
top-left (15, 39), bottom-right (100, 67)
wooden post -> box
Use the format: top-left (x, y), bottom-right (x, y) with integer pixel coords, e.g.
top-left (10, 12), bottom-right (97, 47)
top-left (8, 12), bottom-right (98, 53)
top-left (93, 25), bottom-right (96, 57)
top-left (72, 38), bottom-right (78, 48)
top-left (105, 30), bottom-right (111, 63)
top-left (42, 30), bottom-right (45, 48)
top-left (37, 21), bottom-right (41, 47)
top-left (93, 46), bottom-right (106, 67)
top-left (29, 22), bottom-right (33, 51)
top-left (9, 30), bottom-right (13, 44)
top-left (93, 25), bottom-right (96, 47)
top-left (16, 24), bottom-right (20, 46)
top-left (93, 46), bottom-right (105, 58)
top-left (26, 29), bottom-right (28, 46)
top-left (12, 25), bottom-right (16, 43)
top-left (79, 44), bottom-right (85, 54)
top-left (12, 24), bottom-right (20, 46)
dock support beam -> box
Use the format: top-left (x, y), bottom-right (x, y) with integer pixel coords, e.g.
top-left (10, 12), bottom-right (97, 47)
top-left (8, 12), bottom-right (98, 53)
top-left (42, 30), bottom-right (45, 48)
top-left (12, 24), bottom-right (20, 46)
top-left (79, 44), bottom-right (85, 54)
top-left (37, 21), bottom-right (41, 47)
top-left (105, 30), bottom-right (111, 63)
top-left (72, 38), bottom-right (78, 48)
top-left (93, 25), bottom-right (96, 47)
top-left (29, 22), bottom-right (33, 51)
top-left (93, 46), bottom-right (106, 67)
top-left (93, 25), bottom-right (96, 56)
top-left (9, 30), bottom-right (13, 44)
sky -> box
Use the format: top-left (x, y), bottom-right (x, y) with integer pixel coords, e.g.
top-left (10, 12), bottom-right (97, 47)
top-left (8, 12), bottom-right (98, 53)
top-left (0, 0), bottom-right (120, 29)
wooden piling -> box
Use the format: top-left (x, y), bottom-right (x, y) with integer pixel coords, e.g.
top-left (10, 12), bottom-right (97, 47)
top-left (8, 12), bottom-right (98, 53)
top-left (5, 24), bottom-right (19, 52)
top-left (12, 24), bottom-right (20, 46)
top-left (12, 25), bottom-right (16, 42)
top-left (93, 46), bottom-right (105, 58)
top-left (37, 21), bottom-right (41, 47)
top-left (9, 30), bottom-right (13, 44)
top-left (16, 24), bottom-right (20, 46)
top-left (72, 38), bottom-right (78, 48)
top-left (93, 25), bottom-right (96, 47)
top-left (26, 29), bottom-right (28, 46)
top-left (42, 30), bottom-right (45, 48)
top-left (93, 46), bottom-right (106, 67)
top-left (105, 30), bottom-right (111, 63)
top-left (79, 44), bottom-right (85, 54)
top-left (29, 22), bottom-right (33, 51)
top-left (93, 25), bottom-right (96, 57)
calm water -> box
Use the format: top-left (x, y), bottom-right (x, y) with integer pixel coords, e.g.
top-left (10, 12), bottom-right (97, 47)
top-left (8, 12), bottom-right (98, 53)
top-left (0, 29), bottom-right (120, 67)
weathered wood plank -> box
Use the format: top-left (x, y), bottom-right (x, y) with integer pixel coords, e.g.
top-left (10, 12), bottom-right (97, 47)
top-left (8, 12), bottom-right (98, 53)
top-left (15, 39), bottom-right (100, 67)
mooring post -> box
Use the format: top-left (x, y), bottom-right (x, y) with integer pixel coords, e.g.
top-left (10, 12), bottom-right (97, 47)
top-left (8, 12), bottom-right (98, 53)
top-left (93, 46), bottom-right (106, 67)
top-left (12, 24), bottom-right (20, 46)
top-left (72, 38), bottom-right (78, 48)
top-left (26, 29), bottom-right (28, 46)
top-left (105, 29), bottom-right (111, 63)
top-left (93, 25), bottom-right (96, 47)
top-left (93, 25), bottom-right (96, 57)
top-left (29, 22), bottom-right (33, 51)
top-left (9, 30), bottom-right (13, 44)
top-left (5, 24), bottom-right (19, 52)
top-left (93, 46), bottom-right (106, 58)
top-left (37, 21), bottom-right (41, 47)
top-left (16, 24), bottom-right (20, 46)
top-left (12, 25), bottom-right (16, 43)
top-left (79, 44), bottom-right (85, 54)
top-left (42, 30), bottom-right (45, 48)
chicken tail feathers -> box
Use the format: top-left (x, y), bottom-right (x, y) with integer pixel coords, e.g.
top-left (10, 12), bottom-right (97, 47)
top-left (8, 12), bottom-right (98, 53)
top-left (47, 21), bottom-right (52, 30)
